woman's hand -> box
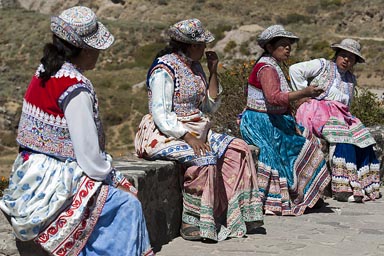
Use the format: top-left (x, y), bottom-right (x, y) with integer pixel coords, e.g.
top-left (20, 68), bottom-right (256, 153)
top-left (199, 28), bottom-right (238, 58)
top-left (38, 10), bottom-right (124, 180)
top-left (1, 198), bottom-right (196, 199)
top-left (289, 85), bottom-right (324, 103)
top-left (182, 132), bottom-right (211, 156)
top-left (206, 51), bottom-right (219, 74)
top-left (303, 85), bottom-right (324, 98)
top-left (294, 97), bottom-right (311, 109)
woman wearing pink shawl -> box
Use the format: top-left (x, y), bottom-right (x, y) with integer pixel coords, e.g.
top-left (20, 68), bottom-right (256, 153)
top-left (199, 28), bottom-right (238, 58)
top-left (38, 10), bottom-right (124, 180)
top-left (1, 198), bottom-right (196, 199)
top-left (290, 39), bottom-right (381, 203)
top-left (135, 18), bottom-right (263, 242)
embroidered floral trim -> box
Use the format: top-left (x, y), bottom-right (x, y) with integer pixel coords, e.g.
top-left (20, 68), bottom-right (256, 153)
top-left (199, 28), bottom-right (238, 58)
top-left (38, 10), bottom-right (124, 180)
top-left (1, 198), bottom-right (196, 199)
top-left (34, 177), bottom-right (104, 255)
top-left (21, 99), bottom-right (67, 126)
top-left (149, 53), bottom-right (207, 119)
top-left (17, 100), bottom-right (75, 159)
top-left (36, 62), bottom-right (90, 84)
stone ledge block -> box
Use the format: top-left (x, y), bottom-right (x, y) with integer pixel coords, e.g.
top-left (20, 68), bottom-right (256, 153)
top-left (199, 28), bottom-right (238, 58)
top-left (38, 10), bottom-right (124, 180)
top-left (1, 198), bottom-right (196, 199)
top-left (114, 157), bottom-right (183, 252)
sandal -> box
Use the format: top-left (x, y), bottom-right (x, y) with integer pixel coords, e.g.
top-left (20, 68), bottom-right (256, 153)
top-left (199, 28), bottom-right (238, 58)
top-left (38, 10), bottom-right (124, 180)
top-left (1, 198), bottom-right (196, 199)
top-left (264, 209), bottom-right (276, 215)
top-left (311, 198), bottom-right (324, 209)
top-left (180, 225), bottom-right (201, 241)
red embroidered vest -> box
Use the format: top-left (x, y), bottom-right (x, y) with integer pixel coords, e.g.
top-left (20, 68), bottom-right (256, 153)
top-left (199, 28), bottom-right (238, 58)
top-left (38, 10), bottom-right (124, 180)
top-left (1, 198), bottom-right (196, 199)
top-left (17, 63), bottom-right (101, 159)
top-left (246, 56), bottom-right (290, 113)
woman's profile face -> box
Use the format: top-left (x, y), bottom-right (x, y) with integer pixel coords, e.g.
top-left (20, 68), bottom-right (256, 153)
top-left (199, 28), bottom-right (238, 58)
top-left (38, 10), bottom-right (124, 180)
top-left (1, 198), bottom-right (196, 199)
top-left (335, 50), bottom-right (356, 72)
top-left (188, 43), bottom-right (206, 61)
top-left (267, 38), bottom-right (292, 62)
top-left (81, 48), bottom-right (100, 70)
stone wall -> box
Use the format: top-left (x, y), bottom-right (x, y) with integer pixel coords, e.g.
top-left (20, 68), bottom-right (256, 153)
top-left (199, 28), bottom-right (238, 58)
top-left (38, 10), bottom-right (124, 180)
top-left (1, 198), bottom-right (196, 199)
top-left (369, 126), bottom-right (384, 179)
top-left (114, 158), bottom-right (183, 252)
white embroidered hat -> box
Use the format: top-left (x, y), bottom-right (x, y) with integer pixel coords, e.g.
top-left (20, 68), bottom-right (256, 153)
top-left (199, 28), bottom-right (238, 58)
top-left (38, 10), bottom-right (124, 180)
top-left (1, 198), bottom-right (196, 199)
top-left (168, 18), bottom-right (215, 44)
top-left (331, 38), bottom-right (365, 63)
top-left (257, 24), bottom-right (299, 48)
top-left (50, 6), bottom-right (114, 50)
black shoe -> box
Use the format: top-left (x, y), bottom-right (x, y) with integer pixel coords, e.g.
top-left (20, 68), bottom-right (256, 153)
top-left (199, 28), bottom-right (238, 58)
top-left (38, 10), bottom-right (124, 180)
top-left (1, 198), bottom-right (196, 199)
top-left (311, 198), bottom-right (324, 209)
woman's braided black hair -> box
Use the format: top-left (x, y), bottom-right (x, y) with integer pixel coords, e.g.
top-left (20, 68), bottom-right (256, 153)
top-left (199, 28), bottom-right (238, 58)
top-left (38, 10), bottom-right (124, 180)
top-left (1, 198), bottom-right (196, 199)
top-left (39, 35), bottom-right (82, 87)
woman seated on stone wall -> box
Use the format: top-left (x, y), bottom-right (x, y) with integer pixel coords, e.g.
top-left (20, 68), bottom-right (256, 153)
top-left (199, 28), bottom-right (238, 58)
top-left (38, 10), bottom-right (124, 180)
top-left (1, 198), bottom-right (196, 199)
top-left (0, 6), bottom-right (153, 255)
top-left (239, 25), bottom-right (331, 216)
top-left (289, 38), bottom-right (381, 203)
top-left (135, 18), bottom-right (264, 242)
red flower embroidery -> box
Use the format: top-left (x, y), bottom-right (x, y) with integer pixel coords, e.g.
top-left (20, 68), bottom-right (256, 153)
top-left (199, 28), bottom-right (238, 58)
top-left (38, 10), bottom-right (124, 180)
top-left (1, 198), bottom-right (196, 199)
top-left (150, 139), bottom-right (158, 148)
top-left (22, 152), bottom-right (30, 162)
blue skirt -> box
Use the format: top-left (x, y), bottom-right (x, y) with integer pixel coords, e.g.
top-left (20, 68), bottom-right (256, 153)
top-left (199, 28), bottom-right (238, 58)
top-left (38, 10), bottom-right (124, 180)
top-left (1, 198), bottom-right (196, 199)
top-left (79, 186), bottom-right (153, 256)
top-left (331, 143), bottom-right (380, 200)
top-left (240, 109), bottom-right (330, 215)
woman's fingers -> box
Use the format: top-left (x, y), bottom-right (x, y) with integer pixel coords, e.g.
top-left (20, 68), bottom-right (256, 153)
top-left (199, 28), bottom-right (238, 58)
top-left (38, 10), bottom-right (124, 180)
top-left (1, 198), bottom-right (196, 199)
top-left (184, 134), bottom-right (211, 156)
top-left (194, 141), bottom-right (211, 156)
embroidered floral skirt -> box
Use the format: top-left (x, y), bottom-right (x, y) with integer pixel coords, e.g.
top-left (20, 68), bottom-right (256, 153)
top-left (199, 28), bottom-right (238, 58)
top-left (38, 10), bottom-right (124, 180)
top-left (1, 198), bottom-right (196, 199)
top-left (296, 99), bottom-right (380, 201)
top-left (240, 109), bottom-right (331, 216)
top-left (0, 152), bottom-right (153, 255)
top-left (135, 114), bottom-right (264, 241)
top-left (331, 143), bottom-right (380, 200)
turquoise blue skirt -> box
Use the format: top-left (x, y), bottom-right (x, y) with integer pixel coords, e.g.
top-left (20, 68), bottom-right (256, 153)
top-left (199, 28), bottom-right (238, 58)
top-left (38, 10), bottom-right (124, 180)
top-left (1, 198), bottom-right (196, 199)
top-left (240, 109), bottom-right (330, 215)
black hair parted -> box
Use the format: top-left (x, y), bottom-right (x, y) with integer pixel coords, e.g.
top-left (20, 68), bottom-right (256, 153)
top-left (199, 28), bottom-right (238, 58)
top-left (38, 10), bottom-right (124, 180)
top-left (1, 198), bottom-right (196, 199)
top-left (39, 35), bottom-right (82, 87)
top-left (264, 37), bottom-right (297, 52)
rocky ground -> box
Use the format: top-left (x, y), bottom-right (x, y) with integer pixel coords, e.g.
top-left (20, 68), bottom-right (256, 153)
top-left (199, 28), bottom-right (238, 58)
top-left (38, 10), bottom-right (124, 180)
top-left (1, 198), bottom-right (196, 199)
top-left (158, 189), bottom-right (384, 256)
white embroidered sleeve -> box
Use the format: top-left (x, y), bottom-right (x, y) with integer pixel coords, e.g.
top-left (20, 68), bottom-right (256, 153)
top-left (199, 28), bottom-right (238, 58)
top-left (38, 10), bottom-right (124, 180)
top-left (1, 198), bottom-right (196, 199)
top-left (201, 83), bottom-right (222, 113)
top-left (289, 59), bottom-right (323, 91)
top-left (150, 69), bottom-right (188, 138)
top-left (65, 91), bottom-right (112, 180)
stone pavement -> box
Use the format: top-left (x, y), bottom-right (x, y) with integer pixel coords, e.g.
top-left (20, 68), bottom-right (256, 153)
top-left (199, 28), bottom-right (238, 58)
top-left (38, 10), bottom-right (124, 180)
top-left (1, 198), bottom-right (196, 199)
top-left (157, 189), bottom-right (384, 256)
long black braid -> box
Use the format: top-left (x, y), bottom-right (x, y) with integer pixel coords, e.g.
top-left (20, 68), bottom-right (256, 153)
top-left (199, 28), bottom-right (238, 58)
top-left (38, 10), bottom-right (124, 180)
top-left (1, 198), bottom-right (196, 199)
top-left (39, 35), bottom-right (82, 87)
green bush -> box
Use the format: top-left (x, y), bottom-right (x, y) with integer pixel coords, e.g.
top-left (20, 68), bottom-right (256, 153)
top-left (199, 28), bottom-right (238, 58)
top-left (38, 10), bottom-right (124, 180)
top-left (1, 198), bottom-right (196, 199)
top-left (239, 42), bottom-right (250, 55)
top-left (210, 24), bottom-right (232, 43)
top-left (208, 2), bottom-right (224, 10)
top-left (132, 42), bottom-right (165, 68)
top-left (277, 13), bottom-right (311, 25)
top-left (310, 40), bottom-right (334, 59)
top-left (350, 88), bottom-right (384, 126)
top-left (320, 0), bottom-right (342, 8)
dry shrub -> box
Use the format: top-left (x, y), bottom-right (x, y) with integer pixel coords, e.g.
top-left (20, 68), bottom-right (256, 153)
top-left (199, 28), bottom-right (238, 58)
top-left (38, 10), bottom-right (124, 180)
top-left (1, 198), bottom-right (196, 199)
top-left (209, 60), bottom-right (255, 137)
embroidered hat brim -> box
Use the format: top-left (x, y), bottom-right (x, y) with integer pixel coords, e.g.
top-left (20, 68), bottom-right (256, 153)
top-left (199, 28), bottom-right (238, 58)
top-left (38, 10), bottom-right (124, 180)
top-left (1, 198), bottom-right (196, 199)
top-left (82, 21), bottom-right (114, 50)
top-left (331, 43), bottom-right (365, 63)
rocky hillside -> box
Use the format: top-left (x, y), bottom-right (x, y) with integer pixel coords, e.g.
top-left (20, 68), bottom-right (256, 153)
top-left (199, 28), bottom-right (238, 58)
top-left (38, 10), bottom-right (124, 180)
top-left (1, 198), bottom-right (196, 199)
top-left (1, 0), bottom-right (384, 176)
top-left (4, 0), bottom-right (384, 84)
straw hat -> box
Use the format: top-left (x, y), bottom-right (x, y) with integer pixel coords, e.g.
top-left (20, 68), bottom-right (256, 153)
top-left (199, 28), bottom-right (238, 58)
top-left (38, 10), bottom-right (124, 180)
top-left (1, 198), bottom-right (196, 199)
top-left (50, 6), bottom-right (114, 50)
top-left (168, 18), bottom-right (214, 44)
top-left (331, 38), bottom-right (365, 63)
top-left (257, 24), bottom-right (299, 48)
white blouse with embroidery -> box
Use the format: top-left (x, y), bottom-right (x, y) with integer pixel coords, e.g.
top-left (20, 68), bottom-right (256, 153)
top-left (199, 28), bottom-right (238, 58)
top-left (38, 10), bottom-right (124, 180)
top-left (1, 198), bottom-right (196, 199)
top-left (289, 59), bottom-right (355, 106)
top-left (149, 69), bottom-right (222, 139)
